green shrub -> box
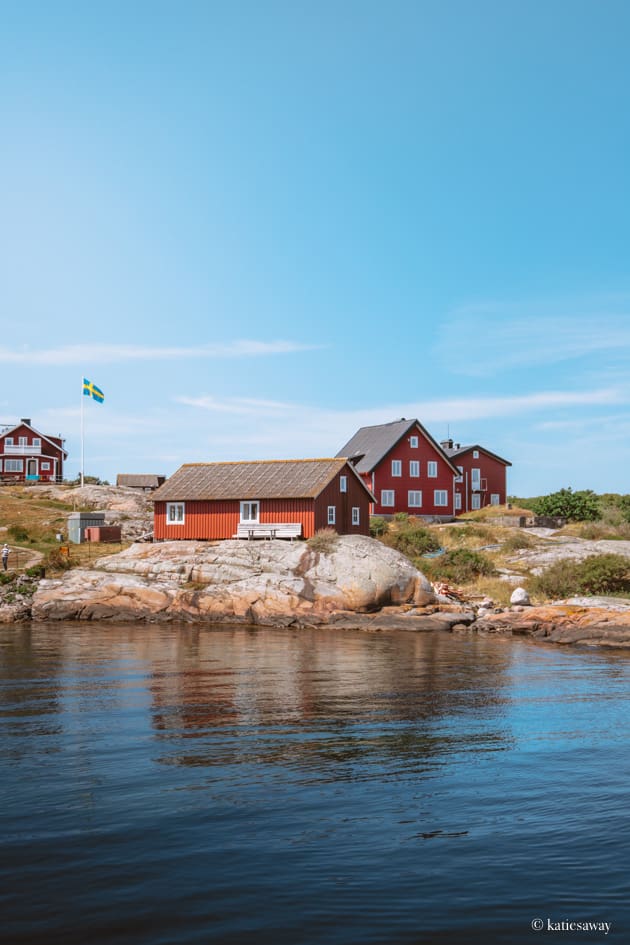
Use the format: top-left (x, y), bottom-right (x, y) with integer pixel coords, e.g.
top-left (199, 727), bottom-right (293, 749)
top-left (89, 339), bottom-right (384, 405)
top-left (393, 512), bottom-right (409, 523)
top-left (502, 531), bottom-right (535, 552)
top-left (528, 554), bottom-right (630, 600)
top-left (7, 524), bottom-right (29, 542)
top-left (434, 548), bottom-right (496, 583)
top-left (369, 516), bottom-right (388, 537)
top-left (45, 547), bottom-right (73, 571)
top-left (384, 523), bottom-right (440, 557)
top-left (532, 488), bottom-right (601, 522)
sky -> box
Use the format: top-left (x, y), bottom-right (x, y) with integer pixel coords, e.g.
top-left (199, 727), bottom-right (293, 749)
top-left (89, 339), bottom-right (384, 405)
top-left (1, 0), bottom-right (630, 495)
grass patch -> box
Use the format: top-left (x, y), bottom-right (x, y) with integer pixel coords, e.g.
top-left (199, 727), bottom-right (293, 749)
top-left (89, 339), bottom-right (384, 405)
top-left (307, 528), bottom-right (339, 554)
top-left (382, 520), bottom-right (440, 557)
top-left (423, 548), bottom-right (496, 584)
top-left (528, 554), bottom-right (630, 600)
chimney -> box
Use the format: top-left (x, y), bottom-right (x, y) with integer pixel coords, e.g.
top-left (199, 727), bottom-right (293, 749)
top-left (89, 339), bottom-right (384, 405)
top-left (440, 438), bottom-right (454, 450)
top-left (20, 418), bottom-right (31, 426)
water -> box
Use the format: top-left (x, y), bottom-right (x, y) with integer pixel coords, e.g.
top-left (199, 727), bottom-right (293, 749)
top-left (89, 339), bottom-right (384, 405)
top-left (1, 623), bottom-right (629, 944)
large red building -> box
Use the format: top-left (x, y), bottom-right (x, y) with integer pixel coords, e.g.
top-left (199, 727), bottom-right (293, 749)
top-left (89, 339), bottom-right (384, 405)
top-left (0, 419), bottom-right (67, 483)
top-left (440, 440), bottom-right (511, 513)
top-left (152, 458), bottom-right (374, 540)
top-left (336, 419), bottom-right (461, 519)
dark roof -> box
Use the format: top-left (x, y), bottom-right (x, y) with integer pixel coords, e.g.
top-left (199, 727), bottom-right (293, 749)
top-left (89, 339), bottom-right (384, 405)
top-left (152, 458), bottom-right (374, 502)
top-left (442, 444), bottom-right (512, 466)
top-left (336, 419), bottom-right (461, 476)
top-left (117, 474), bottom-right (166, 489)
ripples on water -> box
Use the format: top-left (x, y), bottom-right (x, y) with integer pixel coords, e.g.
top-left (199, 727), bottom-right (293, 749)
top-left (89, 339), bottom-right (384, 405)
top-left (1, 624), bottom-right (629, 944)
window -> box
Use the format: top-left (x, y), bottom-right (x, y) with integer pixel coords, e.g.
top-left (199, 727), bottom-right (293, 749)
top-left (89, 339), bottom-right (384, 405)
top-left (33, 438), bottom-right (41, 448)
top-left (410, 436), bottom-right (418, 448)
top-left (434, 490), bottom-right (448, 507)
top-left (455, 493), bottom-right (462, 510)
top-left (327, 506), bottom-right (336, 525)
top-left (340, 475), bottom-right (347, 493)
top-left (5, 459), bottom-right (23, 472)
top-left (408, 491), bottom-right (422, 508)
top-left (471, 468), bottom-right (481, 488)
top-left (166, 502), bottom-right (185, 524)
top-left (381, 490), bottom-right (395, 507)
top-left (472, 494), bottom-right (481, 510)
top-left (352, 507), bottom-right (360, 525)
top-left (19, 437), bottom-right (27, 446)
top-left (240, 501), bottom-right (259, 523)
top-left (491, 494), bottom-right (500, 506)
top-left (456, 465), bottom-right (463, 483)
top-left (41, 462), bottom-right (50, 470)
top-left (5, 437), bottom-right (13, 446)
top-left (391, 459), bottom-right (402, 477)
top-left (427, 461), bottom-right (438, 478)
top-left (409, 460), bottom-right (420, 477)
top-left (473, 450), bottom-right (479, 459)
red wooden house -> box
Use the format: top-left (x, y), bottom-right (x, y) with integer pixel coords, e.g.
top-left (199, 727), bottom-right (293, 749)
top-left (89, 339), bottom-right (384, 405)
top-left (440, 439), bottom-right (511, 513)
top-left (0, 418), bottom-right (67, 483)
top-left (152, 458), bottom-right (375, 541)
top-left (336, 419), bottom-right (461, 519)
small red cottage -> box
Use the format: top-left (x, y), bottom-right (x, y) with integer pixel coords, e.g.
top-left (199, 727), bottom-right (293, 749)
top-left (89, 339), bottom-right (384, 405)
top-left (152, 458), bottom-right (375, 541)
top-left (0, 418), bottom-right (67, 483)
top-left (440, 439), bottom-right (511, 513)
top-left (337, 419), bottom-right (460, 519)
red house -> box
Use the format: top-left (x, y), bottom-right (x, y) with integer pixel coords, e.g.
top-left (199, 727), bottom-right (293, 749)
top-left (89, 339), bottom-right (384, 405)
top-left (440, 440), bottom-right (511, 513)
top-left (337, 419), bottom-right (461, 519)
top-left (0, 419), bottom-right (67, 483)
top-left (152, 458), bottom-right (375, 541)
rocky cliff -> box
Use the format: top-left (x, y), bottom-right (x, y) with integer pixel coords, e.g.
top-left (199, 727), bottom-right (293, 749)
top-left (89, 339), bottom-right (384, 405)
top-left (32, 535), bottom-right (437, 625)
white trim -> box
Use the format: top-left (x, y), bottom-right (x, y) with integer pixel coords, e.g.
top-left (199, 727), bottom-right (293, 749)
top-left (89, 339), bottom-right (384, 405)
top-left (471, 494), bottom-right (481, 510)
top-left (455, 493), bottom-right (462, 510)
top-left (240, 501), bottom-right (260, 523)
top-left (351, 506), bottom-right (360, 525)
top-left (166, 502), bottom-right (186, 524)
top-left (409, 436), bottom-right (418, 448)
top-left (408, 490), bottom-right (422, 508)
top-left (434, 490), bottom-right (448, 507)
top-left (340, 475), bottom-right (347, 493)
top-left (473, 450), bottom-right (479, 458)
top-left (409, 460), bottom-right (420, 478)
top-left (5, 459), bottom-right (23, 472)
top-left (427, 461), bottom-right (438, 478)
top-left (381, 490), bottom-right (395, 507)
top-left (391, 459), bottom-right (402, 477)
top-left (491, 494), bottom-right (500, 505)
top-left (327, 505), bottom-right (336, 525)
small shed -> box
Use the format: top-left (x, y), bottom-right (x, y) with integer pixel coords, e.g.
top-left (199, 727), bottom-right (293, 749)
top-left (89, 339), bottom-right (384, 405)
top-left (116, 474), bottom-right (166, 491)
top-left (68, 512), bottom-right (106, 544)
top-left (152, 458), bottom-right (375, 541)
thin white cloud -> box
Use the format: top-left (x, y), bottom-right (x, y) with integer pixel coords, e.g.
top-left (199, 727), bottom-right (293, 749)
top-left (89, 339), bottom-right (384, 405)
top-left (0, 340), bottom-right (321, 365)
top-left (175, 395), bottom-right (295, 414)
top-left (435, 296), bottom-right (630, 375)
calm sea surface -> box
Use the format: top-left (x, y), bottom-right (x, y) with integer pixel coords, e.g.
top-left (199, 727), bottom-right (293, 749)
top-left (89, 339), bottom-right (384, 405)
top-left (1, 623), bottom-right (629, 945)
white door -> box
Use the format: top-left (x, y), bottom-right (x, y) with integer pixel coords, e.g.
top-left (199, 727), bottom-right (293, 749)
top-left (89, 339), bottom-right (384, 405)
top-left (471, 494), bottom-right (481, 510)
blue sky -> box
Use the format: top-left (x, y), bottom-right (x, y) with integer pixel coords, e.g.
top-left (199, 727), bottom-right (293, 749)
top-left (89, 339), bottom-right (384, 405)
top-left (2, 0), bottom-right (630, 495)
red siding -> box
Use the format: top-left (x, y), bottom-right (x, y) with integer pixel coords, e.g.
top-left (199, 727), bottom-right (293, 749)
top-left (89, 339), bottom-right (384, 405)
top-left (370, 422), bottom-right (456, 517)
top-left (0, 423), bottom-right (65, 482)
top-left (314, 468), bottom-right (371, 535)
top-left (453, 450), bottom-right (509, 514)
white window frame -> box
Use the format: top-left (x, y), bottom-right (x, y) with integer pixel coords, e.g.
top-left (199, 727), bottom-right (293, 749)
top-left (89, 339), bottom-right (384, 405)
top-left (391, 459), bottom-right (402, 477)
top-left (381, 490), bottom-right (395, 507)
top-left (4, 437), bottom-right (13, 446)
top-left (455, 493), bottom-right (462, 510)
top-left (18, 436), bottom-right (27, 446)
top-left (240, 501), bottom-right (260, 523)
top-left (340, 475), bottom-right (347, 493)
top-left (471, 467), bottom-right (481, 488)
top-left (455, 465), bottom-right (463, 483)
top-left (471, 494), bottom-right (481, 510)
top-left (473, 450), bottom-right (479, 459)
top-left (166, 502), bottom-right (185, 524)
top-left (327, 505), bottom-right (336, 525)
top-left (5, 459), bottom-right (23, 472)
top-left (427, 461), bottom-right (438, 478)
top-left (491, 494), bottom-right (500, 506)
top-left (351, 506), bottom-right (360, 525)
top-left (41, 461), bottom-right (51, 470)
top-left (409, 435), bottom-right (418, 448)
top-left (434, 490), bottom-right (448, 507)
top-left (408, 490), bottom-right (422, 508)
top-left (409, 460), bottom-right (420, 478)
top-left (33, 438), bottom-right (41, 447)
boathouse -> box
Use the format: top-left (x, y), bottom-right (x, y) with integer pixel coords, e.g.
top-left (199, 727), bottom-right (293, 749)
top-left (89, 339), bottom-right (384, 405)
top-left (152, 458), bottom-right (375, 540)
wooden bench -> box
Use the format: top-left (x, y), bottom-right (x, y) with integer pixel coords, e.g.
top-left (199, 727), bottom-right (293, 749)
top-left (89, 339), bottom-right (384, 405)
top-left (233, 522), bottom-right (302, 541)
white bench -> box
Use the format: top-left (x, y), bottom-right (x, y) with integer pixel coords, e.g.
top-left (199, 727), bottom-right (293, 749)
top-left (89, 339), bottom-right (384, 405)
top-left (233, 522), bottom-right (302, 541)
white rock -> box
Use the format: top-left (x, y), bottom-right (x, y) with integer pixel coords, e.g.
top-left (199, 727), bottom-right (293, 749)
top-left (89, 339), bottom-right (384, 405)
top-left (510, 587), bottom-right (531, 606)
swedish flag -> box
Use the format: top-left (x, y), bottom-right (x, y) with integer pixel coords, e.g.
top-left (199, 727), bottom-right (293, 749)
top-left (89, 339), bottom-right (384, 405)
top-left (83, 378), bottom-right (104, 403)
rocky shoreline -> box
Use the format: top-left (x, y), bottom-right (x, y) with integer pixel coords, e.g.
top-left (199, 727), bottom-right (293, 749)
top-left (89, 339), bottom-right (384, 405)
top-left (2, 536), bottom-right (630, 648)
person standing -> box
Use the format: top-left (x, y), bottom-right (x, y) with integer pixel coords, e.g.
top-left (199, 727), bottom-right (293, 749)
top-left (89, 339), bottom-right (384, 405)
top-left (1, 544), bottom-right (9, 571)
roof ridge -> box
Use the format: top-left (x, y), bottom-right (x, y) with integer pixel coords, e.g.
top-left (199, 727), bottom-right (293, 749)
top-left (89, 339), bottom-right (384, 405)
top-left (181, 457), bottom-right (346, 467)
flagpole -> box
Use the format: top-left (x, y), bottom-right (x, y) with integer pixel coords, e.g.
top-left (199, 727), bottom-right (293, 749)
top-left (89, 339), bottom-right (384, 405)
top-left (80, 377), bottom-right (84, 488)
